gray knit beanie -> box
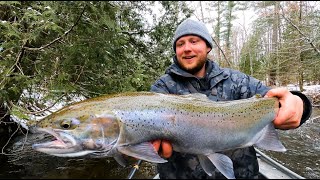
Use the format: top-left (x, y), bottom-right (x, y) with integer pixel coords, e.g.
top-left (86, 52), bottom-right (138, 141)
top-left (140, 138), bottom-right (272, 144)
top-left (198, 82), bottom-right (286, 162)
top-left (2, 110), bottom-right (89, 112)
top-left (172, 18), bottom-right (213, 52)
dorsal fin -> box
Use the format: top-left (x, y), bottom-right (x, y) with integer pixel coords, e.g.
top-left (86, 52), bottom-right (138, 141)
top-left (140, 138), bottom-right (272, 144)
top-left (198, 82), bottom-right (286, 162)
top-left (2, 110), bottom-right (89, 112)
top-left (254, 94), bottom-right (263, 98)
top-left (180, 93), bottom-right (209, 101)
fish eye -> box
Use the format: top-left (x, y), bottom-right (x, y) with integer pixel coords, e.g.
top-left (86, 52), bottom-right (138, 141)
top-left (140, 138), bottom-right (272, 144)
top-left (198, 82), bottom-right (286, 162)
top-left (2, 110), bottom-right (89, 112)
top-left (60, 119), bottom-right (72, 129)
top-left (60, 118), bottom-right (80, 129)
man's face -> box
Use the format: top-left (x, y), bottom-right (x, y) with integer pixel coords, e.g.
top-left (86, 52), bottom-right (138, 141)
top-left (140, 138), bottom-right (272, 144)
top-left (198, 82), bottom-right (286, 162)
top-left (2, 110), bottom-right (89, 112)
top-left (175, 35), bottom-right (211, 75)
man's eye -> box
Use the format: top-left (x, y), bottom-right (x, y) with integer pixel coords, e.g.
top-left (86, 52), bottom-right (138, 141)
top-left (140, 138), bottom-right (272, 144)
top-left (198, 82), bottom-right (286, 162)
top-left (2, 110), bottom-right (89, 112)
top-left (177, 43), bottom-right (183, 47)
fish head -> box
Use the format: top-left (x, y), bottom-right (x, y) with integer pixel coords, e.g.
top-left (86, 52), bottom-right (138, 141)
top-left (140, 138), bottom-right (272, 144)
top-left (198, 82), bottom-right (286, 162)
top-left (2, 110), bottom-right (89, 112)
top-left (31, 109), bottom-right (120, 158)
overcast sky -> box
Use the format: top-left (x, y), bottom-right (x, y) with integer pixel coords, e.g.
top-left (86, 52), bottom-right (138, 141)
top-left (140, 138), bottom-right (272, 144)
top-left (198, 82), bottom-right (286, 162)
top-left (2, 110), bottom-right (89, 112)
top-left (188, 1), bottom-right (257, 36)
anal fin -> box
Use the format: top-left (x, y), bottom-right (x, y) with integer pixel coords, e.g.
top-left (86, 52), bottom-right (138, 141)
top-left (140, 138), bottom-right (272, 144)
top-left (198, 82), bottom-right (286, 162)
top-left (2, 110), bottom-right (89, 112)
top-left (198, 153), bottom-right (235, 179)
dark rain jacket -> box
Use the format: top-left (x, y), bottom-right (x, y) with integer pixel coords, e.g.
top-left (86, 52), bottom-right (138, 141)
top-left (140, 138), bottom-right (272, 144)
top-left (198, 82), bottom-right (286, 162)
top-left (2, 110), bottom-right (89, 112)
top-left (150, 57), bottom-right (312, 179)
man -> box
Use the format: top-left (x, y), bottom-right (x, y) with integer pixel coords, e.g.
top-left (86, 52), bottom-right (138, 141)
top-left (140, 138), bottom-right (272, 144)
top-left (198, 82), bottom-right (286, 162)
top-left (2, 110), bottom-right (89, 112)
top-left (150, 18), bottom-right (312, 179)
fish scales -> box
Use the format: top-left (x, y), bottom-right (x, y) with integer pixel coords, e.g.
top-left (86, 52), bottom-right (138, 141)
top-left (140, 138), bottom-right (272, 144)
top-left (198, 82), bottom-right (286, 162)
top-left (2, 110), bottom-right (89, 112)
top-left (30, 91), bottom-right (284, 179)
top-left (114, 94), bottom-right (275, 152)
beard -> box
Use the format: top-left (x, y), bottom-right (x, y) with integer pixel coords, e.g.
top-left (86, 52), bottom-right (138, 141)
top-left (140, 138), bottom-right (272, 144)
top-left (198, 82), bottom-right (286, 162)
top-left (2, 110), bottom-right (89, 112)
top-left (178, 58), bottom-right (206, 75)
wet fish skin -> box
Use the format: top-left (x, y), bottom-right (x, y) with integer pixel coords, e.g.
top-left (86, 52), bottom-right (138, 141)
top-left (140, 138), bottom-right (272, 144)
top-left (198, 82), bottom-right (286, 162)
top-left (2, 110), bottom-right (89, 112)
top-left (31, 92), bottom-right (285, 179)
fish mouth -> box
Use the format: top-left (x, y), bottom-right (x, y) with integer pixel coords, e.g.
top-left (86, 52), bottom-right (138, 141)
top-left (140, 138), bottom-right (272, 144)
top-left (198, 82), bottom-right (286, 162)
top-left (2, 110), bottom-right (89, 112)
top-left (32, 128), bottom-right (96, 157)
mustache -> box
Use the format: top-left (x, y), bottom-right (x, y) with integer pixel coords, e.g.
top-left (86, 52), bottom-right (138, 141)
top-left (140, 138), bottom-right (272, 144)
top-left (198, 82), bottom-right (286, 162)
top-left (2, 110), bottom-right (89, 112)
top-left (179, 62), bottom-right (206, 75)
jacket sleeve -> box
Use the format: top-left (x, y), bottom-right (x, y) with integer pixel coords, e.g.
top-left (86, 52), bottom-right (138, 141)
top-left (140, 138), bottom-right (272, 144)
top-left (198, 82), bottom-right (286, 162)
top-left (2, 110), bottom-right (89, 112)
top-left (150, 77), bottom-right (170, 94)
top-left (235, 71), bottom-right (271, 98)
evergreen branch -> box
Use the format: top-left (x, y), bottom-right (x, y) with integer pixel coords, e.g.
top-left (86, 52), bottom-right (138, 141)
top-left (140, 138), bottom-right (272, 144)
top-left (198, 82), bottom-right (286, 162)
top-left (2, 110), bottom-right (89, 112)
top-left (8, 94), bottom-right (65, 116)
top-left (0, 106), bottom-right (10, 121)
top-left (23, 5), bottom-right (86, 51)
top-left (0, 40), bottom-right (27, 90)
top-left (120, 28), bottom-right (154, 36)
top-left (14, 40), bottom-right (26, 75)
top-left (119, 12), bottom-right (166, 36)
top-left (280, 5), bottom-right (320, 56)
top-left (0, 122), bottom-right (24, 155)
top-left (73, 64), bottom-right (86, 84)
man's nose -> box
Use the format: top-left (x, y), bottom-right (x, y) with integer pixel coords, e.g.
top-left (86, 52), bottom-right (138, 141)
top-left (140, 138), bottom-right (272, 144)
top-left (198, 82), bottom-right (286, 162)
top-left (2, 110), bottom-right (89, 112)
top-left (183, 42), bottom-right (192, 51)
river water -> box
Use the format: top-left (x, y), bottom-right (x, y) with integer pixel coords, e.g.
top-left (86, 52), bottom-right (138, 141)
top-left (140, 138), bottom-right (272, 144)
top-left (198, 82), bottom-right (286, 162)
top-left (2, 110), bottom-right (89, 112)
top-left (260, 107), bottom-right (320, 179)
top-left (0, 108), bottom-right (319, 179)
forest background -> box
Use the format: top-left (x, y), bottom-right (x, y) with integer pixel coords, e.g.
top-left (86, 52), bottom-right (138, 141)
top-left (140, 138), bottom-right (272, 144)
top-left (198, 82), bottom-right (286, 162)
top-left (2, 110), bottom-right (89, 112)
top-left (0, 1), bottom-right (319, 147)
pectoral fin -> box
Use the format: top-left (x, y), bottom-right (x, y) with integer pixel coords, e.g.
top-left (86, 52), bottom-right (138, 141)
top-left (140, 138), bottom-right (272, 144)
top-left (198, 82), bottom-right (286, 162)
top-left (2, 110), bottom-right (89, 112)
top-left (117, 142), bottom-right (167, 163)
top-left (198, 153), bottom-right (235, 179)
top-left (255, 123), bottom-right (286, 152)
top-left (113, 153), bottom-right (128, 167)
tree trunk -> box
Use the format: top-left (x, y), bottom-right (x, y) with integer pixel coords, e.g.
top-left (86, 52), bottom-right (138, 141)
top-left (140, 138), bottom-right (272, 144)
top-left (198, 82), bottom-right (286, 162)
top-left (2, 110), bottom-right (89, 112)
top-left (298, 1), bottom-right (304, 91)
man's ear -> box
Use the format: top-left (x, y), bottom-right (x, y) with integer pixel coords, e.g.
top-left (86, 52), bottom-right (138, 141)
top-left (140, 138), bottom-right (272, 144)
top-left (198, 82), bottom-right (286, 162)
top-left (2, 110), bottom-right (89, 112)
top-left (207, 47), bottom-right (212, 54)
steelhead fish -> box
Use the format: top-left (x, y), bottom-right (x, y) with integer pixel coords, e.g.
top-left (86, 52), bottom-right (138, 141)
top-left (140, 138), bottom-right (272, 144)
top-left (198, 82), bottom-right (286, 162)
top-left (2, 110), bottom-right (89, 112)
top-left (30, 92), bottom-right (285, 179)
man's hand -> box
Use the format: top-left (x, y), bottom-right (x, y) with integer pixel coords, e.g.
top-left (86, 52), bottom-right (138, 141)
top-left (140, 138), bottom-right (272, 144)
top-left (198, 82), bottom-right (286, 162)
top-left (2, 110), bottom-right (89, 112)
top-left (265, 87), bottom-right (303, 130)
top-left (151, 139), bottom-right (172, 158)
